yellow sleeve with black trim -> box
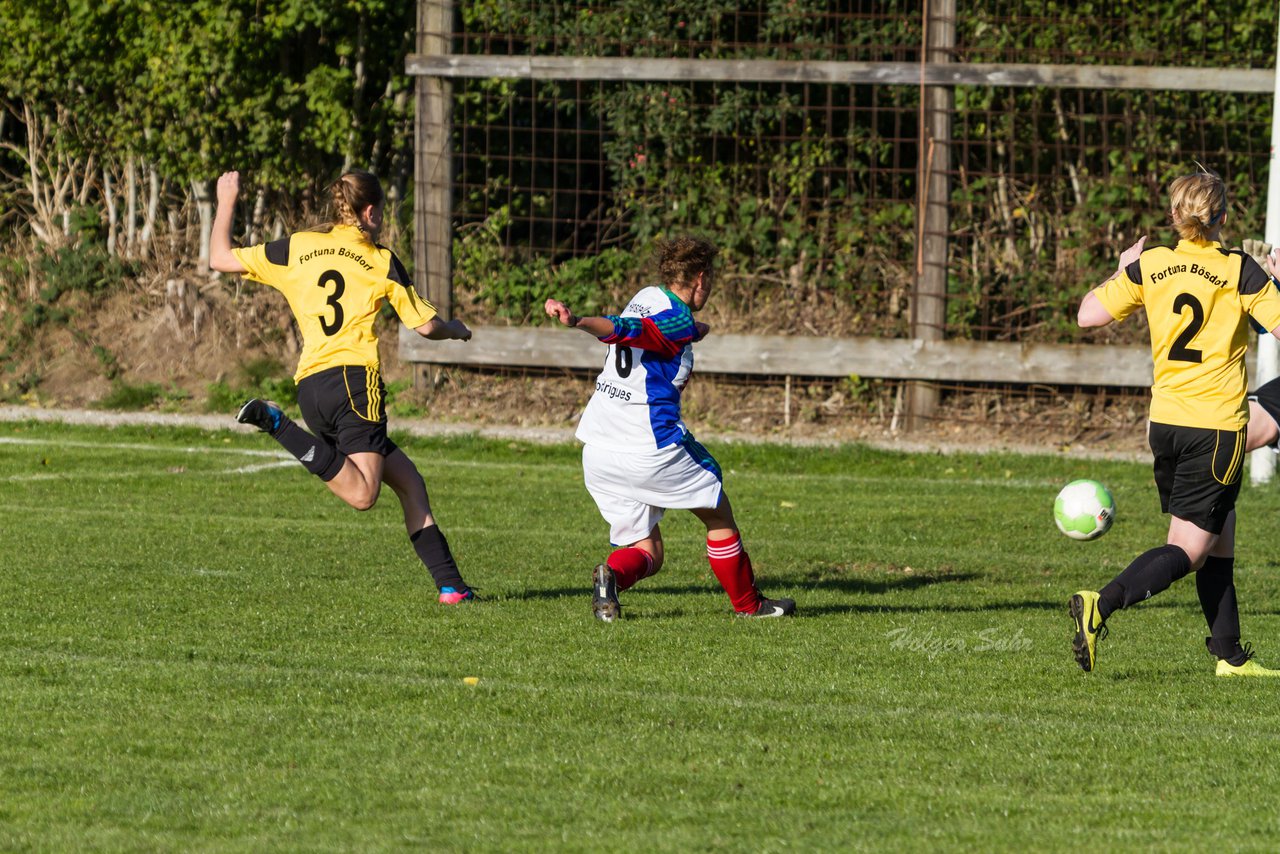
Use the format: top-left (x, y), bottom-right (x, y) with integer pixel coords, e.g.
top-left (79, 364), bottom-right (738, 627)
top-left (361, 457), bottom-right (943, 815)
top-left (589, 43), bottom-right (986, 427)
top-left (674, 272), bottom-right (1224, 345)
top-left (1091, 269), bottom-right (1144, 322)
top-left (382, 251), bottom-right (437, 329)
top-left (231, 242), bottom-right (288, 290)
top-left (1239, 258), bottom-right (1280, 334)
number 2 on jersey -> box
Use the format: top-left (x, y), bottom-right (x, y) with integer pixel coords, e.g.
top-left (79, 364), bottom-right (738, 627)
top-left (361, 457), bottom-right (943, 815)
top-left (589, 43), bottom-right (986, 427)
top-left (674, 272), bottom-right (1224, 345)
top-left (1169, 293), bottom-right (1203, 363)
top-left (317, 270), bottom-right (345, 336)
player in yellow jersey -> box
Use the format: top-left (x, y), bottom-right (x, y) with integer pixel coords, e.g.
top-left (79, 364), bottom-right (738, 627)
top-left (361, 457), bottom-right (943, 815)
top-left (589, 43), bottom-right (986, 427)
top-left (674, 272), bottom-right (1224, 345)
top-left (1070, 168), bottom-right (1280, 676)
top-left (209, 169), bottom-right (477, 604)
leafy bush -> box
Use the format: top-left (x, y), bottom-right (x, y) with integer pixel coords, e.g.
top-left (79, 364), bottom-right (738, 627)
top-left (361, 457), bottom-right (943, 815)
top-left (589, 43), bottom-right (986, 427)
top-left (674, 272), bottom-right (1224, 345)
top-left (96, 381), bottom-right (191, 411)
top-left (204, 357), bottom-right (298, 414)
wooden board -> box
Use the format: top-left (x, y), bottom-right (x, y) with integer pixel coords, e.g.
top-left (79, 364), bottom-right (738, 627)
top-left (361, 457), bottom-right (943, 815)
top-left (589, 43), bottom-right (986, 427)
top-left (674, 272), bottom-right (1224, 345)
top-left (405, 54), bottom-right (1272, 93)
top-left (400, 325), bottom-right (1162, 387)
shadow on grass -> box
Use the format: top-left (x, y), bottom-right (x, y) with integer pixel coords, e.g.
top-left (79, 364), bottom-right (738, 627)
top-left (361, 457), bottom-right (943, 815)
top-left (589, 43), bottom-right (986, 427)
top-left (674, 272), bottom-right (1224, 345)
top-left (506, 582), bottom-right (718, 602)
top-left (797, 599), bottom-right (1064, 616)
top-left (505, 574), bottom-right (1066, 618)
top-left (802, 569), bottom-right (981, 596)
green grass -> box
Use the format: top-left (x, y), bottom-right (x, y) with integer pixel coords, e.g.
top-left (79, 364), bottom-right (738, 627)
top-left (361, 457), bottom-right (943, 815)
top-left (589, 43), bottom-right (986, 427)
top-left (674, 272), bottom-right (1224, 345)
top-left (3, 421), bottom-right (1280, 851)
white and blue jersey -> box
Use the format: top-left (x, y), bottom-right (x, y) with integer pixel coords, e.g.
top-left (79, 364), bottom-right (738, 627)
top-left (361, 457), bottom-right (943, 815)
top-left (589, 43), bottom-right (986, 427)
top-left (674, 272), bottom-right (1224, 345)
top-left (575, 286), bottom-right (700, 451)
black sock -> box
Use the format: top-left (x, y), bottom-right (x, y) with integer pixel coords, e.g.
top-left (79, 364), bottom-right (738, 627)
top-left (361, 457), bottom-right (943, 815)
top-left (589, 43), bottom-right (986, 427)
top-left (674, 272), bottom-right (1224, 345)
top-left (271, 416), bottom-right (344, 481)
top-left (1197, 555), bottom-right (1246, 664)
top-left (411, 524), bottom-right (467, 591)
top-left (1098, 544), bottom-right (1192, 619)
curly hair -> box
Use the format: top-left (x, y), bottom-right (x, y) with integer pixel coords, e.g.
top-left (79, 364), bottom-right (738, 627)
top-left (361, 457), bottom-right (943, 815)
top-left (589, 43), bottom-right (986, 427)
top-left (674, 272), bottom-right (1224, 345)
top-left (655, 236), bottom-right (719, 286)
top-left (1168, 168), bottom-right (1227, 243)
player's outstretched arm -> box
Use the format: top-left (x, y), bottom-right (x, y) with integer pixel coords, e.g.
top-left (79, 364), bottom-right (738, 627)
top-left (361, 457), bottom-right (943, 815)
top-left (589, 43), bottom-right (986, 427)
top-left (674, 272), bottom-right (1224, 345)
top-left (415, 317), bottom-right (472, 341)
top-left (1077, 291), bottom-right (1115, 328)
top-left (1078, 236), bottom-right (1144, 328)
top-left (1267, 246), bottom-right (1280, 281)
top-left (543, 298), bottom-right (615, 337)
top-left (209, 171), bottom-right (247, 274)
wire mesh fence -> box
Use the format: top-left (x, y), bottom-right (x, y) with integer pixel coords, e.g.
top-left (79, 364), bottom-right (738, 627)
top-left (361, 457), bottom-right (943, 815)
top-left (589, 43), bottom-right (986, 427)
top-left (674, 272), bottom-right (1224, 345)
top-left (439, 2), bottom-right (1275, 344)
top-left (415, 1), bottom-right (1277, 437)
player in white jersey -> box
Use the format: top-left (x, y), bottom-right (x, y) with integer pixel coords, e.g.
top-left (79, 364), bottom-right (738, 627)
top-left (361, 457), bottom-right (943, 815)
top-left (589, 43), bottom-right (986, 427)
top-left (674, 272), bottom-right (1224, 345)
top-left (544, 236), bottom-right (796, 621)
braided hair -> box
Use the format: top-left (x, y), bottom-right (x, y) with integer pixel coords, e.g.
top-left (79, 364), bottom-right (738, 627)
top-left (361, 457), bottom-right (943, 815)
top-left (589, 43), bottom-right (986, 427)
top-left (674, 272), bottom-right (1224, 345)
top-left (329, 169), bottom-right (384, 240)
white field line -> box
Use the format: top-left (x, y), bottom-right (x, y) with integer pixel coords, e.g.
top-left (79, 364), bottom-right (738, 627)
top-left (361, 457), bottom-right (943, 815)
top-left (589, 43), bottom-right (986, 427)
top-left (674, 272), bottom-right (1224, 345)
top-left (0, 435), bottom-right (1068, 490)
top-left (0, 460), bottom-right (298, 483)
top-left (0, 436), bottom-right (297, 482)
top-left (0, 436), bottom-right (290, 458)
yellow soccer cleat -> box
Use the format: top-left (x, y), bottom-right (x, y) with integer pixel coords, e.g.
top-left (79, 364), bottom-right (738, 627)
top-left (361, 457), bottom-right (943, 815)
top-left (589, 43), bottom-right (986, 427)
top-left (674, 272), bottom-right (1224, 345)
top-left (1216, 646), bottom-right (1280, 677)
top-left (1069, 590), bottom-right (1108, 673)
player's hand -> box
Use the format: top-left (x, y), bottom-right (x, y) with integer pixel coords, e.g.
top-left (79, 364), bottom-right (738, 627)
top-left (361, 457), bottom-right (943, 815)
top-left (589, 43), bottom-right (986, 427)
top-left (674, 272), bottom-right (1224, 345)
top-left (693, 321), bottom-right (710, 341)
top-left (216, 171), bottom-right (240, 206)
top-left (1268, 246), bottom-right (1280, 280)
top-left (1117, 235), bottom-right (1146, 270)
top-left (450, 319), bottom-right (472, 341)
top-left (544, 298), bottom-right (577, 327)
top-left (1243, 238), bottom-right (1273, 271)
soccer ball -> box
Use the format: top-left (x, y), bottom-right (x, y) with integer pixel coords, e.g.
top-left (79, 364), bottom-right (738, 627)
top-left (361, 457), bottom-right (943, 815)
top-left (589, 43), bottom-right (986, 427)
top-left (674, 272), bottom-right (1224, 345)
top-left (1053, 479), bottom-right (1116, 540)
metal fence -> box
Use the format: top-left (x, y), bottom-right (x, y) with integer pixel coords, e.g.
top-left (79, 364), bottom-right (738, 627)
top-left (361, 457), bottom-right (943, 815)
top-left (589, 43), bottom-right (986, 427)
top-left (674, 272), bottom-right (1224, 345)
top-left (408, 1), bottom-right (1277, 432)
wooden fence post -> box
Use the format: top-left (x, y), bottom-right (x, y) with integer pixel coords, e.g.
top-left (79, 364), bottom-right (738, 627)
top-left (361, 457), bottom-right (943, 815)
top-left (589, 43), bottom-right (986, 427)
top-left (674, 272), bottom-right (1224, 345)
top-left (909, 0), bottom-right (955, 431)
top-left (414, 0), bottom-right (455, 388)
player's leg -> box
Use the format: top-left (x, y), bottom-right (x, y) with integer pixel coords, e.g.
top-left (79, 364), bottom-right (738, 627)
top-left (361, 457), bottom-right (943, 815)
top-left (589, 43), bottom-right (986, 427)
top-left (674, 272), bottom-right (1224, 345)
top-left (237, 398), bottom-right (346, 484)
top-left (1246, 379), bottom-right (1280, 453)
top-left (322, 452), bottom-right (384, 510)
top-left (311, 365), bottom-right (400, 511)
top-left (581, 443), bottom-right (665, 621)
top-left (1197, 511), bottom-right (1246, 664)
top-left (608, 526), bottom-right (665, 591)
top-left (1069, 524), bottom-right (1198, 674)
top-left (1197, 512), bottom-right (1280, 676)
top-left (1072, 423), bottom-right (1243, 673)
top-left (382, 448), bottom-right (473, 603)
top-left (237, 366), bottom-right (385, 510)
top-left (591, 526), bottom-right (664, 623)
top-left (690, 495), bottom-right (793, 618)
top-left (672, 431), bottom-right (795, 618)
top-left (1095, 424), bottom-right (1231, 618)
top-left (1246, 400), bottom-right (1279, 453)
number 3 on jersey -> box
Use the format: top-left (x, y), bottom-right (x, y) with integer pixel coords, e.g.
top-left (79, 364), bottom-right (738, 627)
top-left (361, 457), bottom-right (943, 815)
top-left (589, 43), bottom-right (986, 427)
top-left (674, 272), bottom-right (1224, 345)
top-left (317, 270), bottom-right (345, 335)
top-left (1169, 292), bottom-right (1203, 363)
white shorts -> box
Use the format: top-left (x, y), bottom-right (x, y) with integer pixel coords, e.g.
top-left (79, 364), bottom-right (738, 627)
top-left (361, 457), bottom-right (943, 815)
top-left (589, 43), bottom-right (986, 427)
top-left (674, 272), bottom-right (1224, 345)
top-left (582, 439), bottom-right (724, 545)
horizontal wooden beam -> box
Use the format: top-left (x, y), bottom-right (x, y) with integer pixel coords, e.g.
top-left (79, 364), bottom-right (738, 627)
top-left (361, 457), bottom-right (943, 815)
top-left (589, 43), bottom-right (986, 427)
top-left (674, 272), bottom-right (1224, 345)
top-left (400, 325), bottom-right (1163, 387)
top-left (405, 54), bottom-right (1273, 93)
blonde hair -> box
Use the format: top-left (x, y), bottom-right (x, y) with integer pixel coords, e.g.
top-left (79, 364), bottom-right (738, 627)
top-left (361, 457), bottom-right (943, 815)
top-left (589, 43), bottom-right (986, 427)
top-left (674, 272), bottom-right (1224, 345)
top-left (329, 169), bottom-right (384, 236)
top-left (1168, 168), bottom-right (1227, 243)
top-left (655, 236), bottom-right (719, 286)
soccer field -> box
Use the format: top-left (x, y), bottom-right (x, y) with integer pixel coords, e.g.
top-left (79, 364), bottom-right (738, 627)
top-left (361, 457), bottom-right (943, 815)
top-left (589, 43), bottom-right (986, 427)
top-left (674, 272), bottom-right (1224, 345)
top-left (2, 421), bottom-right (1280, 851)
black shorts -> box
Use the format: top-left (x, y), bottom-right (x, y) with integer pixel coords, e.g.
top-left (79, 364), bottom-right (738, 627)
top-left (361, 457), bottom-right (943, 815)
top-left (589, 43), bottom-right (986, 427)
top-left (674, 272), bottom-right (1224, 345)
top-left (1249, 377), bottom-right (1280, 449)
top-left (1149, 421), bottom-right (1246, 534)
top-left (296, 365), bottom-right (398, 457)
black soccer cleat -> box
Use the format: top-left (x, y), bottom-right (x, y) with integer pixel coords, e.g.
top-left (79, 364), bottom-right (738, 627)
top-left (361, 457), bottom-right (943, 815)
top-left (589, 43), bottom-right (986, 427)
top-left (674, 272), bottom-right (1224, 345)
top-left (740, 596), bottom-right (796, 619)
top-left (236, 398), bottom-right (283, 434)
top-left (592, 564), bottom-right (621, 622)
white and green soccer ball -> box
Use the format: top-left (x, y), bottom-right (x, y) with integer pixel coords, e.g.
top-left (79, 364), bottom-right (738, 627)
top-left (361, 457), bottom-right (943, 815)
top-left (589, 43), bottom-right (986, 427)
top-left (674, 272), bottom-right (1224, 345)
top-left (1053, 479), bottom-right (1116, 541)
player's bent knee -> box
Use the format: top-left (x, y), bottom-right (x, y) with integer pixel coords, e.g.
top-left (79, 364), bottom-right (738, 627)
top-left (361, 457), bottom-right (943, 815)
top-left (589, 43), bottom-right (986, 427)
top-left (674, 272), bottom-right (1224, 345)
top-left (338, 485), bottom-right (381, 512)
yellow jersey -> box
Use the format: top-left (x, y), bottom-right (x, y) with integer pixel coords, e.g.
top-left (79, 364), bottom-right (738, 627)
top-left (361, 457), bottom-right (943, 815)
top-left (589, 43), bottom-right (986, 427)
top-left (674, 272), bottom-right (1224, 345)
top-left (1093, 239), bottom-right (1280, 430)
top-left (232, 224), bottom-right (437, 382)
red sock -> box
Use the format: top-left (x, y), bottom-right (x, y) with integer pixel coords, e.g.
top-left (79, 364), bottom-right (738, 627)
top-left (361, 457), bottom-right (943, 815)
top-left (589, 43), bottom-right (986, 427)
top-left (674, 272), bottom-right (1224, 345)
top-left (707, 532), bottom-right (761, 613)
top-left (607, 547), bottom-right (655, 591)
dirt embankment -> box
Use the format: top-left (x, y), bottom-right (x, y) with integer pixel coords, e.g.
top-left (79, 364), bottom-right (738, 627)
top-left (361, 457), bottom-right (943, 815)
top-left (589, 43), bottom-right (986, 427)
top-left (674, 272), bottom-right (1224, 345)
top-left (3, 280), bottom-right (1150, 460)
